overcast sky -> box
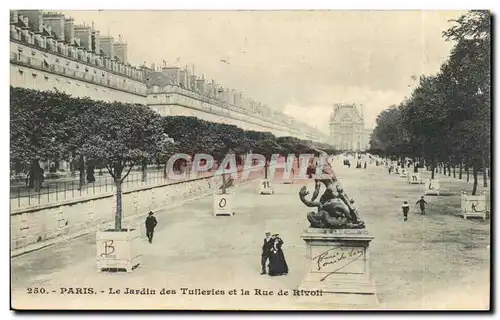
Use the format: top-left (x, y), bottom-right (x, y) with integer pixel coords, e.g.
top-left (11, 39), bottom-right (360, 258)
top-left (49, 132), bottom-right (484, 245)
top-left (61, 10), bottom-right (466, 132)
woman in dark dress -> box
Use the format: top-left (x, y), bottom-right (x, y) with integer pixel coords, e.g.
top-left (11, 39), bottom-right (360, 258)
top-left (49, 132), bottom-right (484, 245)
top-left (268, 234), bottom-right (289, 276)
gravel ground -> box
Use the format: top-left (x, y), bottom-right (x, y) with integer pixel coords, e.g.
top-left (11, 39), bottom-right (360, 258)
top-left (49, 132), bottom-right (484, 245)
top-left (11, 160), bottom-right (490, 310)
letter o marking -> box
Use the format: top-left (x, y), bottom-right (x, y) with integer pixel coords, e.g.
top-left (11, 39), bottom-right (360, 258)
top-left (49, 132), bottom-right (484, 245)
top-left (218, 198), bottom-right (227, 208)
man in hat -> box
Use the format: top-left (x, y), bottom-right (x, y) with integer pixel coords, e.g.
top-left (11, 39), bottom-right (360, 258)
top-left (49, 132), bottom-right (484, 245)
top-left (261, 232), bottom-right (274, 275)
top-left (145, 211), bottom-right (158, 243)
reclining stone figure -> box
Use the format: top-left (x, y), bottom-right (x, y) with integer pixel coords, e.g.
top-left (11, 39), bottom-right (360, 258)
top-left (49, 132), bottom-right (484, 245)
top-left (299, 184), bottom-right (365, 229)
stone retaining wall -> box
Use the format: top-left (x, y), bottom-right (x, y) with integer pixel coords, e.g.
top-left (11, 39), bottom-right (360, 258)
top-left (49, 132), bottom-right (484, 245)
top-left (10, 172), bottom-right (256, 251)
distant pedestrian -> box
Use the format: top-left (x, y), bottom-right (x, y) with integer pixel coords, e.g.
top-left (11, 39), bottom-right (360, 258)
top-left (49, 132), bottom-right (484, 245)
top-left (145, 211), bottom-right (158, 243)
top-left (402, 201), bottom-right (409, 221)
top-left (416, 196), bottom-right (428, 215)
top-left (364, 162), bottom-right (367, 169)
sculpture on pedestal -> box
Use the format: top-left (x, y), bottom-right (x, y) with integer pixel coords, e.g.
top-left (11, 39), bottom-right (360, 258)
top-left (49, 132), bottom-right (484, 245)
top-left (299, 153), bottom-right (365, 229)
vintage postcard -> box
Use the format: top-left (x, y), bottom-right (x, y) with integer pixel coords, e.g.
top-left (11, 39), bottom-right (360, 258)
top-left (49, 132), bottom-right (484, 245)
top-left (9, 9), bottom-right (491, 310)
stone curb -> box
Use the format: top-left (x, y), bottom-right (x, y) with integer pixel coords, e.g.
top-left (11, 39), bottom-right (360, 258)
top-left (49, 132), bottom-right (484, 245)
top-left (11, 179), bottom-right (256, 259)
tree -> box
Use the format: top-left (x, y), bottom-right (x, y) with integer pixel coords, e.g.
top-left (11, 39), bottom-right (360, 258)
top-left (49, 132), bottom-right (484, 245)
top-left (370, 11), bottom-right (491, 194)
top-left (442, 10), bottom-right (491, 194)
top-left (81, 102), bottom-right (167, 230)
top-left (10, 87), bottom-right (73, 191)
top-left (252, 138), bottom-right (285, 179)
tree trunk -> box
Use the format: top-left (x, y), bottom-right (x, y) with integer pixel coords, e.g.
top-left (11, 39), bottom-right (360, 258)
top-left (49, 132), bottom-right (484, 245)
top-left (30, 159), bottom-right (42, 192)
top-left (448, 163), bottom-right (451, 176)
top-left (163, 162), bottom-right (168, 179)
top-left (459, 161), bottom-right (463, 180)
top-left (467, 166), bottom-right (470, 182)
top-left (431, 161), bottom-right (435, 180)
top-left (472, 164), bottom-right (478, 196)
top-left (114, 178), bottom-right (123, 230)
top-left (221, 174), bottom-right (227, 194)
top-left (453, 165), bottom-right (456, 178)
top-left (264, 161), bottom-right (268, 179)
top-left (483, 155), bottom-right (487, 188)
top-left (141, 161), bottom-right (147, 182)
top-left (70, 156), bottom-right (76, 177)
top-left (78, 155), bottom-right (85, 188)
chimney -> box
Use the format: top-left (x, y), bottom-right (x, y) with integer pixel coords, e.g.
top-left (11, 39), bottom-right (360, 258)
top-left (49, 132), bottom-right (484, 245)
top-left (195, 78), bottom-right (205, 93)
top-left (179, 69), bottom-right (188, 88)
top-left (74, 24), bottom-right (92, 50)
top-left (162, 67), bottom-right (180, 84)
top-left (19, 10), bottom-right (43, 33)
top-left (91, 29), bottom-right (100, 54)
top-left (64, 18), bottom-right (75, 44)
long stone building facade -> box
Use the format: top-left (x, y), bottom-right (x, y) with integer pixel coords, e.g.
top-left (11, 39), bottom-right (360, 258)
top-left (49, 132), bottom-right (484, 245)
top-left (329, 104), bottom-right (372, 151)
top-left (10, 10), bottom-right (328, 143)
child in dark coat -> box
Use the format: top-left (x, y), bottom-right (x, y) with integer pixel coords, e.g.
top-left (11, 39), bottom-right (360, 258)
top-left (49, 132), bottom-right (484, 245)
top-left (402, 201), bottom-right (410, 221)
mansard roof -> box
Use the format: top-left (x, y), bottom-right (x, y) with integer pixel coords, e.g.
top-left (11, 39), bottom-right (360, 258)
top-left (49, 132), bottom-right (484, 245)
top-left (144, 71), bottom-right (176, 88)
top-left (330, 104), bottom-right (364, 123)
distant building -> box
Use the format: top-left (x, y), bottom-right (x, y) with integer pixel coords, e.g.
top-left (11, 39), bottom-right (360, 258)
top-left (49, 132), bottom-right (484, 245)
top-left (329, 104), bottom-right (372, 151)
top-left (113, 40), bottom-right (127, 64)
top-left (9, 9), bottom-right (329, 144)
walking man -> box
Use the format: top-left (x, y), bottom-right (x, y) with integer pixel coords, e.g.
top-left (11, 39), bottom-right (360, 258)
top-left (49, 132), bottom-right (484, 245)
top-left (402, 201), bottom-right (410, 221)
top-left (261, 232), bottom-right (274, 275)
top-left (145, 211), bottom-right (158, 243)
top-left (416, 196), bottom-right (428, 215)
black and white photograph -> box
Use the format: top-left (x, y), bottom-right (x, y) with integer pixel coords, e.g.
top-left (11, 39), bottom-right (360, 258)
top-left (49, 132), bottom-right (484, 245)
top-left (8, 8), bottom-right (491, 310)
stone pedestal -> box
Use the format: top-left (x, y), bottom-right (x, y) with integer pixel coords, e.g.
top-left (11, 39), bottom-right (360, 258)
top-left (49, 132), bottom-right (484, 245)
top-left (424, 179), bottom-right (440, 196)
top-left (258, 179), bottom-right (274, 195)
top-left (399, 169), bottom-right (408, 178)
top-left (461, 191), bottom-right (487, 220)
top-left (213, 193), bottom-right (233, 216)
top-left (297, 228), bottom-right (378, 309)
top-left (96, 228), bottom-right (141, 272)
top-left (407, 172), bottom-right (423, 184)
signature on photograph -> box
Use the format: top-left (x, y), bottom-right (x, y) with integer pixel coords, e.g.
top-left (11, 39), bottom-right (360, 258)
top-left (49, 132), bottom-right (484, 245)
top-left (312, 247), bottom-right (364, 281)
